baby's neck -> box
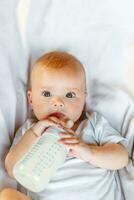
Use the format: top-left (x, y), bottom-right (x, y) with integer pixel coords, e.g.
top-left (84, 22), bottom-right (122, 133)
top-left (72, 111), bottom-right (86, 131)
top-left (72, 120), bottom-right (81, 131)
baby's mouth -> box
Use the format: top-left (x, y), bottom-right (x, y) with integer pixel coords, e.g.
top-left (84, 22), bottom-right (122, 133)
top-left (49, 112), bottom-right (65, 118)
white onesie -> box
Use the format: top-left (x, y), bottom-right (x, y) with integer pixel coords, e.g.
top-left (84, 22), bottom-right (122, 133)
top-left (12, 112), bottom-right (127, 200)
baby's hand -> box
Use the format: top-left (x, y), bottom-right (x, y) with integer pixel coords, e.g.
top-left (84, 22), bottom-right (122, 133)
top-left (46, 116), bottom-right (73, 129)
top-left (31, 118), bottom-right (61, 137)
top-left (58, 129), bottom-right (92, 162)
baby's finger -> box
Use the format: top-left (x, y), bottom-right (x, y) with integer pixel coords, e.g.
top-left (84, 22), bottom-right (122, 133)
top-left (41, 119), bottom-right (60, 128)
top-left (59, 137), bottom-right (79, 144)
top-left (47, 116), bottom-right (61, 125)
top-left (59, 132), bottom-right (73, 138)
top-left (48, 116), bottom-right (72, 127)
top-left (61, 127), bottom-right (76, 135)
top-left (48, 116), bottom-right (67, 128)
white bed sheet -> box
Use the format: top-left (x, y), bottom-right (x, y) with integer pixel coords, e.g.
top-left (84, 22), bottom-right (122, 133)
top-left (0, 0), bottom-right (134, 199)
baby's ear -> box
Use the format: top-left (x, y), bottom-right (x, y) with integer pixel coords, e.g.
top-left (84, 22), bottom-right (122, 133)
top-left (27, 90), bottom-right (33, 108)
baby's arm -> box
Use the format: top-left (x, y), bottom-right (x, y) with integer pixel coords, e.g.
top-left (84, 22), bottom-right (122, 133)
top-left (0, 188), bottom-right (31, 200)
top-left (5, 119), bottom-right (60, 178)
top-left (59, 130), bottom-right (128, 170)
top-left (85, 143), bottom-right (128, 170)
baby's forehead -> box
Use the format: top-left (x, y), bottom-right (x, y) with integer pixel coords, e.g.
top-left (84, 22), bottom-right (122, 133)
top-left (30, 63), bottom-right (86, 91)
top-left (32, 65), bottom-right (85, 83)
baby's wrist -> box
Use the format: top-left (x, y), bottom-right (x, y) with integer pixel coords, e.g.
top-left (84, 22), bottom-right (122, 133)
top-left (81, 144), bottom-right (95, 164)
top-left (30, 128), bottom-right (39, 137)
top-left (31, 123), bottom-right (43, 137)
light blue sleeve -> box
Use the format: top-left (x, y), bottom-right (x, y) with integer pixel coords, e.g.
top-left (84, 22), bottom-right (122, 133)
top-left (86, 112), bottom-right (128, 147)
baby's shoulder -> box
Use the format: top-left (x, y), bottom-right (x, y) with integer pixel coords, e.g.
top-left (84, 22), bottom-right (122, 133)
top-left (20, 118), bottom-right (37, 135)
top-left (86, 111), bottom-right (106, 127)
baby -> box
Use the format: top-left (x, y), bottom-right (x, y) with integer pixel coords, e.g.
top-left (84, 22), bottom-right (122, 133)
top-left (0, 51), bottom-right (128, 200)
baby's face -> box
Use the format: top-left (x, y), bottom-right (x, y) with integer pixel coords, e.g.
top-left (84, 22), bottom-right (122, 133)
top-left (28, 66), bottom-right (86, 122)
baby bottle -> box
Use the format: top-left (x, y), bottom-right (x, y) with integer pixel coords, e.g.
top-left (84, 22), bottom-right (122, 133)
top-left (13, 120), bottom-right (73, 193)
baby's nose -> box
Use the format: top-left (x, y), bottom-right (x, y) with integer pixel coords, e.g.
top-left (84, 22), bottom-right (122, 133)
top-left (51, 98), bottom-right (64, 108)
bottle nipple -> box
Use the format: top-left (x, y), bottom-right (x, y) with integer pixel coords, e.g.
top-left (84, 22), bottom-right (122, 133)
top-left (65, 120), bottom-right (74, 128)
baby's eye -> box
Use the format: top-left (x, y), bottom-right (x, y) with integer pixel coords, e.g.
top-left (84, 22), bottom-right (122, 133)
top-left (41, 91), bottom-right (51, 97)
top-left (66, 92), bottom-right (76, 98)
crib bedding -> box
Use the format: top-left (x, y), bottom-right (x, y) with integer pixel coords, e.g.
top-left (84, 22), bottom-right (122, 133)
top-left (0, 0), bottom-right (134, 199)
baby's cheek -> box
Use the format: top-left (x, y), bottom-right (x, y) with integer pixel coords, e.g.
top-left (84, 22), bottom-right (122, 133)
top-left (33, 106), bottom-right (45, 120)
top-left (69, 104), bottom-right (83, 121)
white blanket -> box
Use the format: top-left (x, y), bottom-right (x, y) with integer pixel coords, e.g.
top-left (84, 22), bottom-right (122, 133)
top-left (0, 0), bottom-right (134, 199)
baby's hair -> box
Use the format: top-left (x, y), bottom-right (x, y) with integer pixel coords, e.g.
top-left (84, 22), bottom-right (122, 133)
top-left (28, 51), bottom-right (85, 89)
top-left (34, 51), bottom-right (83, 70)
